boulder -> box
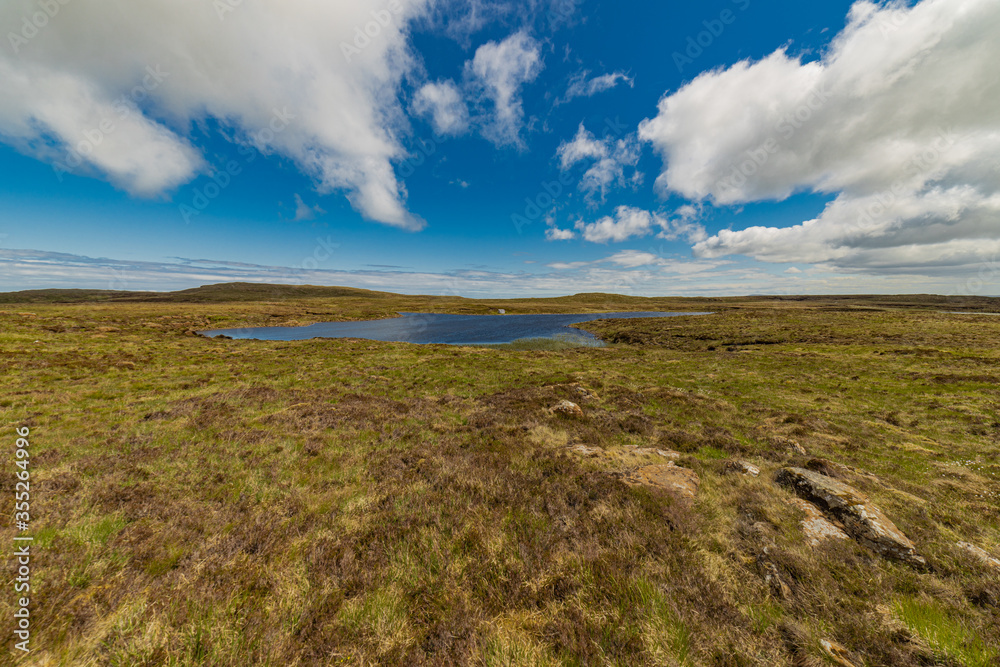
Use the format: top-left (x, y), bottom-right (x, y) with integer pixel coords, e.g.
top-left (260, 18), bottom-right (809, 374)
top-left (777, 467), bottom-right (925, 567)
top-left (787, 497), bottom-right (849, 547)
top-left (624, 464), bottom-right (699, 499)
top-left (552, 400), bottom-right (584, 419)
top-left (725, 460), bottom-right (760, 477)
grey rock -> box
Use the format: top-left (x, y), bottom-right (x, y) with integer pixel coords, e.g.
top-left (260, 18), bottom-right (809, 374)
top-left (787, 497), bottom-right (849, 547)
top-left (777, 467), bottom-right (925, 567)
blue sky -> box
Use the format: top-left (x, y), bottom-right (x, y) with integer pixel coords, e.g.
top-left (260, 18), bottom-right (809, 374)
top-left (1, 0), bottom-right (997, 297)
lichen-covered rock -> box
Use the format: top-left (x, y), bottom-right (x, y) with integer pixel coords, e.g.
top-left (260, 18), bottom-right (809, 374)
top-left (623, 464), bottom-right (699, 499)
top-left (725, 460), bottom-right (760, 477)
top-left (568, 444), bottom-right (601, 458)
top-left (787, 497), bottom-right (849, 547)
top-left (957, 541), bottom-right (1000, 569)
top-left (552, 400), bottom-right (584, 418)
top-left (777, 467), bottom-right (925, 566)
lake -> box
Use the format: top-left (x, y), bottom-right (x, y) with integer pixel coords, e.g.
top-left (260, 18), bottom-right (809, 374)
top-left (199, 311), bottom-right (710, 345)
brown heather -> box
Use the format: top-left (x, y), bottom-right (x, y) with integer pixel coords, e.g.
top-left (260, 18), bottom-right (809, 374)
top-left (0, 284), bottom-right (998, 665)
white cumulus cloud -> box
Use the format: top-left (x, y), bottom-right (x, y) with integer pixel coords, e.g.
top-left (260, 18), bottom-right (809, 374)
top-left (0, 0), bottom-right (432, 229)
top-left (657, 204), bottom-right (708, 243)
top-left (546, 226), bottom-right (576, 241)
top-left (563, 205), bottom-right (706, 245)
top-left (415, 31), bottom-right (543, 148)
top-left (412, 80), bottom-right (469, 136)
top-left (0, 59), bottom-right (203, 196)
top-left (575, 206), bottom-right (665, 243)
top-left (638, 0), bottom-right (1000, 274)
top-left (465, 31), bottom-right (543, 148)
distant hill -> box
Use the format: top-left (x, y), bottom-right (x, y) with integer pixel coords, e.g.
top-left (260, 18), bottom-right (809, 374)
top-left (0, 288), bottom-right (159, 304)
top-left (0, 282), bottom-right (997, 311)
top-left (0, 282), bottom-right (397, 304)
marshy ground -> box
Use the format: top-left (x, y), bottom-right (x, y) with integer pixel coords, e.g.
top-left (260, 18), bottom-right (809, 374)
top-left (1, 285), bottom-right (998, 665)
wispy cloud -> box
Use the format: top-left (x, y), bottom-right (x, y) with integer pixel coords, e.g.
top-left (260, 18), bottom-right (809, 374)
top-left (604, 250), bottom-right (663, 268)
top-left (3, 247), bottom-right (961, 298)
top-left (556, 123), bottom-right (642, 205)
top-left (292, 194), bottom-right (325, 222)
top-left (546, 250), bottom-right (730, 273)
top-left (558, 70), bottom-right (633, 104)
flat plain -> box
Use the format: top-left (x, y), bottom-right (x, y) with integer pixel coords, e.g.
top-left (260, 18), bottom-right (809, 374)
top-left (2, 284), bottom-right (999, 666)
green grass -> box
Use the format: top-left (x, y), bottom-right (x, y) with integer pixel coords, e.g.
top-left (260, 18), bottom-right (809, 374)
top-left (894, 596), bottom-right (997, 666)
top-left (478, 333), bottom-right (606, 350)
top-left (1, 288), bottom-right (998, 665)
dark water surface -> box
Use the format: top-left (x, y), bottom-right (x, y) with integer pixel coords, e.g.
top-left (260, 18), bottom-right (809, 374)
top-left (200, 311), bottom-right (710, 345)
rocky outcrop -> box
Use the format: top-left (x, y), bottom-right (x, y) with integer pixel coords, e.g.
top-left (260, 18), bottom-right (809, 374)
top-left (566, 444), bottom-right (678, 464)
top-left (777, 467), bottom-right (925, 567)
top-left (787, 497), bottom-right (849, 547)
top-left (552, 400), bottom-right (584, 418)
top-left (957, 541), bottom-right (1000, 569)
top-left (623, 463), bottom-right (699, 499)
top-left (632, 447), bottom-right (680, 460)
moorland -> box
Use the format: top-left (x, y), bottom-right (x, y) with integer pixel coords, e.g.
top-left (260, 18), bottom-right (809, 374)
top-left (2, 283), bottom-right (999, 666)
